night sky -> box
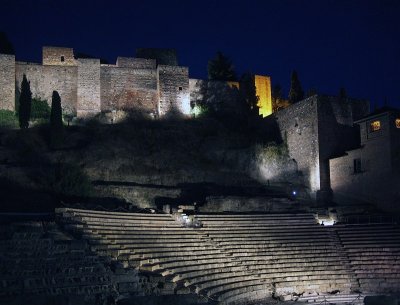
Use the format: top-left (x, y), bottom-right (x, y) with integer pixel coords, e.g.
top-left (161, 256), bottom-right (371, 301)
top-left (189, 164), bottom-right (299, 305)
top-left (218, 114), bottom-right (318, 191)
top-left (1, 0), bottom-right (399, 108)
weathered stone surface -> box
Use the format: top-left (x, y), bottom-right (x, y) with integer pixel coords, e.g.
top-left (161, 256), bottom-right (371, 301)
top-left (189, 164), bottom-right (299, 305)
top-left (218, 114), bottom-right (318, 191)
top-left (100, 66), bottom-right (158, 113)
top-left (0, 46), bottom-right (192, 119)
top-left (16, 62), bottom-right (78, 114)
top-left (271, 95), bottom-right (369, 199)
top-left (0, 54), bottom-right (15, 111)
top-left (42, 46), bottom-right (77, 66)
top-left (77, 58), bottom-right (101, 118)
top-left (158, 65), bottom-right (190, 116)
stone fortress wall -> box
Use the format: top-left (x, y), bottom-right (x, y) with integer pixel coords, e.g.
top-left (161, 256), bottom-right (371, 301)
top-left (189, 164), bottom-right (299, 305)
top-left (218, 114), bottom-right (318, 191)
top-left (0, 46), bottom-right (190, 118)
top-left (0, 46), bottom-right (274, 119)
top-left (271, 95), bottom-right (369, 199)
top-left (0, 46), bottom-right (373, 200)
top-left (0, 54), bottom-right (15, 111)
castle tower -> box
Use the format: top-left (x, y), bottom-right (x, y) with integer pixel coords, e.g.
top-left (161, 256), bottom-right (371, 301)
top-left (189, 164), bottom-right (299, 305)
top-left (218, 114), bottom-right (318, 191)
top-left (254, 75), bottom-right (273, 117)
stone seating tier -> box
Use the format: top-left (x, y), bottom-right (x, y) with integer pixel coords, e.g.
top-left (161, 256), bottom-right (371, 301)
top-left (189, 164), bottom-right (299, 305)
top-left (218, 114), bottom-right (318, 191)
top-left (55, 209), bottom-right (400, 304)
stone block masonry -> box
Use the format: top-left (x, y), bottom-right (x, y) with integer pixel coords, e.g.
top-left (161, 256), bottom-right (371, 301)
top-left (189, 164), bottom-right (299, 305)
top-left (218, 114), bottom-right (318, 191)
top-left (77, 59), bottom-right (101, 118)
top-left (116, 57), bottom-right (156, 69)
top-left (0, 46), bottom-right (192, 119)
top-left (0, 54), bottom-right (15, 111)
top-left (15, 62), bottom-right (78, 114)
top-left (158, 65), bottom-right (190, 116)
top-left (272, 95), bottom-right (369, 200)
top-left (100, 66), bottom-right (158, 114)
top-left (42, 46), bottom-right (76, 66)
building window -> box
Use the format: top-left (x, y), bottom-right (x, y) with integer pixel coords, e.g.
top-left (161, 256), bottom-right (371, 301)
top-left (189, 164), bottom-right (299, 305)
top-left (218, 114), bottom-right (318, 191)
top-left (178, 87), bottom-right (183, 91)
top-left (369, 120), bottom-right (381, 132)
top-left (61, 56), bottom-right (65, 62)
top-left (396, 118), bottom-right (400, 128)
top-left (353, 158), bottom-right (362, 174)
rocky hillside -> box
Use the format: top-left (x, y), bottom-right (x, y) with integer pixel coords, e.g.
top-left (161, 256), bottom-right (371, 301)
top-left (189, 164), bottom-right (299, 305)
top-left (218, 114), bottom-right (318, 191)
top-left (0, 116), bottom-right (301, 211)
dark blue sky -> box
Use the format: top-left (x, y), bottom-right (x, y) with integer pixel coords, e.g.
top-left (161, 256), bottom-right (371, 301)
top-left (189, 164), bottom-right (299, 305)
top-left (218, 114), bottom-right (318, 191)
top-left (1, 0), bottom-right (399, 108)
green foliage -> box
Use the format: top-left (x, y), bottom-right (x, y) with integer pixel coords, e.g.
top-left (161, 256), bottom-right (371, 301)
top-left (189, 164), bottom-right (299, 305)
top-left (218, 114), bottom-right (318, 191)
top-left (256, 142), bottom-right (289, 162)
top-left (208, 51), bottom-right (236, 81)
top-left (191, 104), bottom-right (210, 117)
top-left (288, 70), bottom-right (304, 104)
top-left (0, 110), bottom-right (18, 128)
top-left (18, 74), bottom-right (32, 129)
top-left (31, 98), bottom-right (51, 119)
top-left (50, 91), bottom-right (64, 148)
top-left (45, 163), bottom-right (93, 197)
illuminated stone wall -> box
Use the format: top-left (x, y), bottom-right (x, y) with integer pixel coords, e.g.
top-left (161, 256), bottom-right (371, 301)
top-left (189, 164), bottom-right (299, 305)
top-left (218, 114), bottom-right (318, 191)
top-left (272, 95), bottom-right (368, 200)
top-left (100, 65), bottom-right (158, 114)
top-left (330, 110), bottom-right (400, 210)
top-left (0, 54), bottom-right (15, 111)
top-left (272, 96), bottom-right (321, 194)
top-left (116, 57), bottom-right (156, 69)
top-left (15, 62), bottom-right (78, 114)
top-left (42, 46), bottom-right (76, 66)
top-left (158, 65), bottom-right (190, 116)
top-left (254, 75), bottom-right (272, 117)
top-left (77, 58), bottom-right (101, 118)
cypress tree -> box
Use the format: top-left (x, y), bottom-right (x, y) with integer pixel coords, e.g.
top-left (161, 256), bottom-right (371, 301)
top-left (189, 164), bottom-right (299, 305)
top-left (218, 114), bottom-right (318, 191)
top-left (50, 91), bottom-right (63, 148)
top-left (288, 70), bottom-right (304, 104)
top-left (18, 74), bottom-right (32, 129)
top-left (208, 51), bottom-right (236, 81)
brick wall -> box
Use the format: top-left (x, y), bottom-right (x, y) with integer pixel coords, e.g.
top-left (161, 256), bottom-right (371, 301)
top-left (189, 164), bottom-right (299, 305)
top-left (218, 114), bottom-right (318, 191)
top-left (0, 54), bottom-right (15, 111)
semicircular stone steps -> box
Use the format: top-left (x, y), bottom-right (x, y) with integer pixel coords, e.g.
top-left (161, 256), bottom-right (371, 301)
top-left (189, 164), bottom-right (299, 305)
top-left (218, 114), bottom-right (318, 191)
top-left (56, 208), bottom-right (400, 305)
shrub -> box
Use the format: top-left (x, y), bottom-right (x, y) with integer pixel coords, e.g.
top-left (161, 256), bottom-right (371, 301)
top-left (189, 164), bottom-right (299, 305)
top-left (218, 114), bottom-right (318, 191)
top-left (31, 97), bottom-right (51, 120)
top-left (0, 110), bottom-right (18, 128)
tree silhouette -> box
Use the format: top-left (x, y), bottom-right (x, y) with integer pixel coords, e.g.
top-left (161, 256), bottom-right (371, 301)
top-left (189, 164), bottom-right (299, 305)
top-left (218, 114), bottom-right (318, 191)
top-left (240, 73), bottom-right (259, 116)
top-left (18, 74), bottom-right (32, 129)
top-left (0, 32), bottom-right (15, 55)
top-left (208, 51), bottom-right (236, 81)
top-left (288, 70), bottom-right (304, 104)
top-left (50, 91), bottom-right (64, 148)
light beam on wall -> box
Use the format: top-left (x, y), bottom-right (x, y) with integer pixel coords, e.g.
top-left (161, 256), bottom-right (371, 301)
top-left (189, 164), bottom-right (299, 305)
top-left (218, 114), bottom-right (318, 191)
top-left (254, 75), bottom-right (273, 117)
top-left (180, 94), bottom-right (191, 116)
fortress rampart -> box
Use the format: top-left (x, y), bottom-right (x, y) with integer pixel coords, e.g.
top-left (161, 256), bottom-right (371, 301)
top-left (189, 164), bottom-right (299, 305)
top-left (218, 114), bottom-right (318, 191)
top-left (0, 47), bottom-right (190, 118)
top-left (0, 46), bottom-right (274, 119)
